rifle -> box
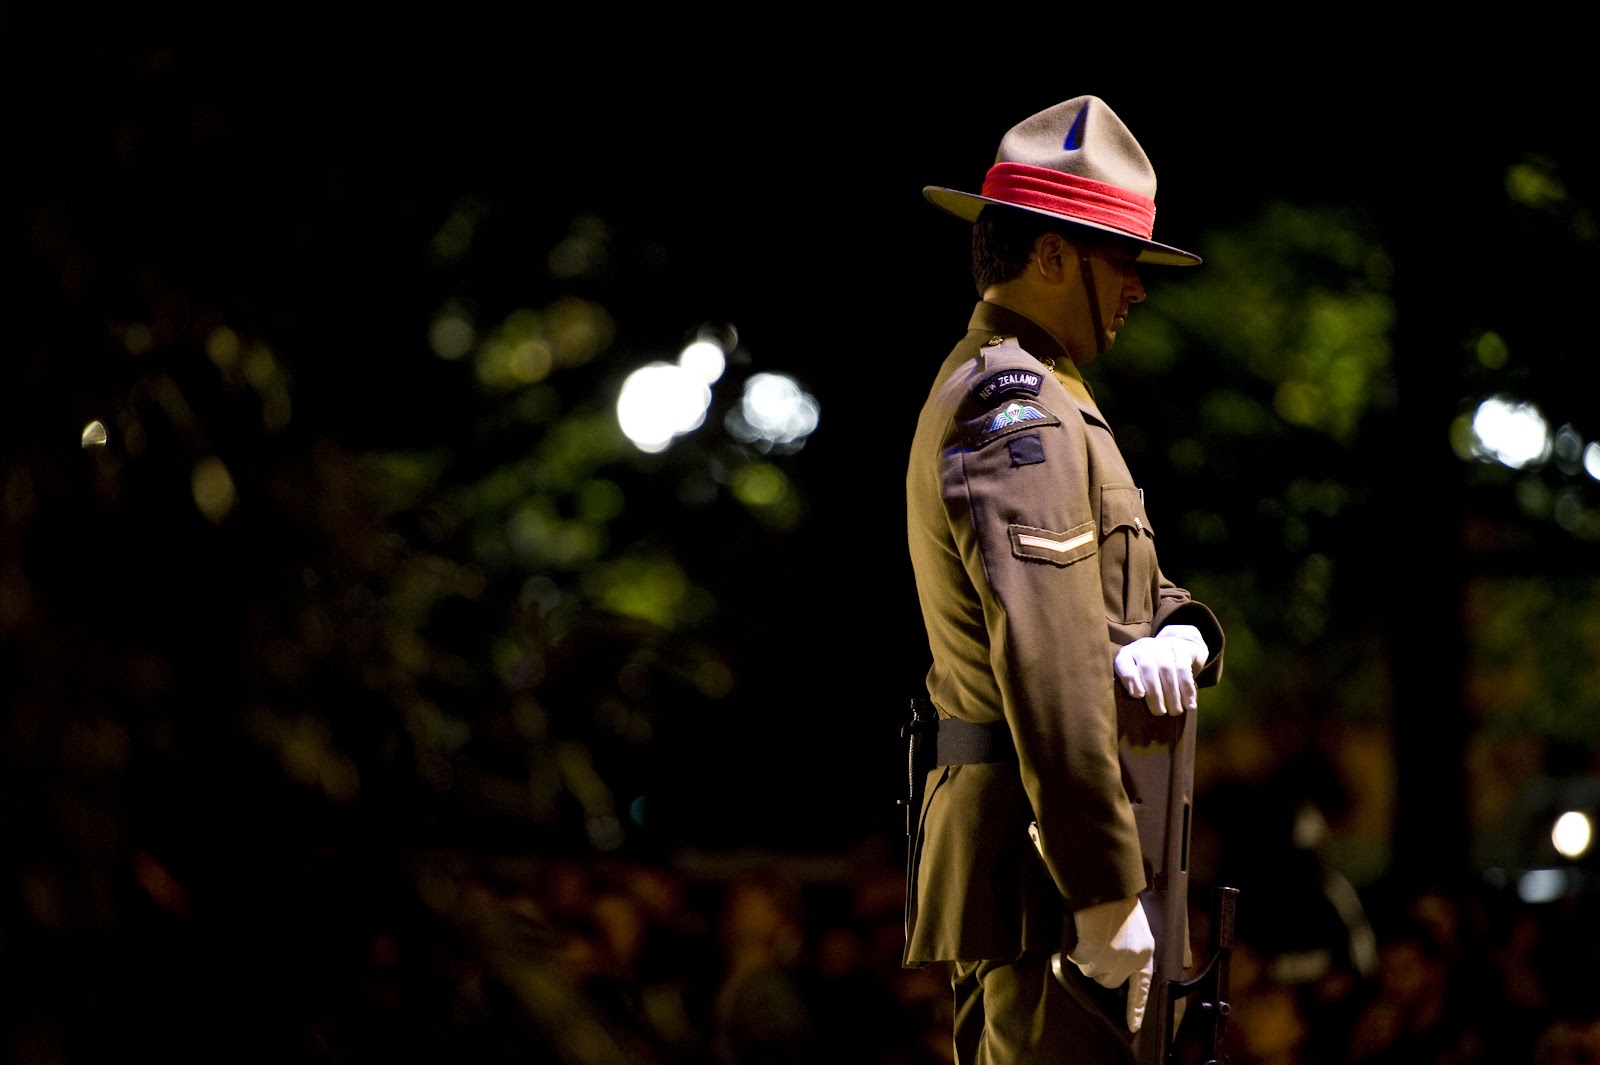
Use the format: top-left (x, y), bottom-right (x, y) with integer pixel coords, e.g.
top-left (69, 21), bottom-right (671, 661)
top-left (1044, 699), bottom-right (1238, 1063)
top-left (903, 693), bottom-right (1238, 1062)
top-left (1123, 700), bottom-right (1238, 1065)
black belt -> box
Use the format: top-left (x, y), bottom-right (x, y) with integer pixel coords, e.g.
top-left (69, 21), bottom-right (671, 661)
top-left (932, 717), bottom-right (1017, 765)
top-left (901, 700), bottom-right (1018, 838)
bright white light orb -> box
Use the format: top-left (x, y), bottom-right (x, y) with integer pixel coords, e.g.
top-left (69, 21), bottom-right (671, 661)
top-left (1471, 395), bottom-right (1550, 469)
top-left (736, 372), bottom-right (818, 446)
top-left (1552, 810), bottom-right (1593, 859)
top-left (1584, 441), bottom-right (1600, 481)
top-left (617, 362), bottom-right (711, 454)
top-left (678, 339), bottom-right (726, 385)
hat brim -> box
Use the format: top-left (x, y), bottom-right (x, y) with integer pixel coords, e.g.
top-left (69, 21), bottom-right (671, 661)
top-left (923, 185), bottom-right (1202, 267)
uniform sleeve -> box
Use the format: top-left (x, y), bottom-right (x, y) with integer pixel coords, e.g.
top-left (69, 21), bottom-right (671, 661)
top-left (940, 382), bottom-right (1146, 910)
top-left (1153, 575), bottom-right (1226, 689)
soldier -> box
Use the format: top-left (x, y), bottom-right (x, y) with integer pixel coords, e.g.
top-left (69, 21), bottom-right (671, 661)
top-left (903, 95), bottom-right (1227, 1064)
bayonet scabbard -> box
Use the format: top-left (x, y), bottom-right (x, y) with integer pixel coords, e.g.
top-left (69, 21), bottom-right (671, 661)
top-left (901, 696), bottom-right (935, 938)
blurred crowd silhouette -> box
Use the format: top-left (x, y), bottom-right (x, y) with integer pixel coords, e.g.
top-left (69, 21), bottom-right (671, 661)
top-left (523, 835), bottom-right (948, 1065)
top-left (512, 822), bottom-right (1600, 1065)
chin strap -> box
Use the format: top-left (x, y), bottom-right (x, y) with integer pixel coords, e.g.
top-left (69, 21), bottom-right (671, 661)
top-left (1078, 251), bottom-right (1107, 355)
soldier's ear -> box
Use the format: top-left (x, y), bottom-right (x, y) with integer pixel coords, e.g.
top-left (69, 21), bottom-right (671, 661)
top-left (1034, 233), bottom-right (1069, 282)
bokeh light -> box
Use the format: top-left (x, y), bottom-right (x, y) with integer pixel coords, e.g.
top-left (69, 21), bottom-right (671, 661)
top-left (1470, 395), bottom-right (1551, 469)
top-left (1517, 867), bottom-right (1569, 904)
top-left (614, 333), bottom-right (740, 453)
top-left (617, 362), bottom-right (711, 454)
top-left (725, 372), bottom-right (818, 452)
top-left (1553, 810), bottom-right (1593, 859)
top-left (678, 339), bottom-right (726, 385)
top-left (191, 456), bottom-right (238, 523)
top-left (430, 307), bottom-right (476, 360)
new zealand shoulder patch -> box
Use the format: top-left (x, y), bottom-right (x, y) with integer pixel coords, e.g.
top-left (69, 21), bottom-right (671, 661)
top-left (973, 367), bottom-right (1044, 405)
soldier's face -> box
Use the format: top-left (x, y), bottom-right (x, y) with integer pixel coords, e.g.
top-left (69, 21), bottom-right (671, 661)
top-left (1090, 245), bottom-right (1146, 351)
top-left (1065, 240), bottom-right (1146, 360)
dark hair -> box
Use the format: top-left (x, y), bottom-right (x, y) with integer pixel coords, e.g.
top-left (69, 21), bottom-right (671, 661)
top-left (970, 206), bottom-right (1135, 295)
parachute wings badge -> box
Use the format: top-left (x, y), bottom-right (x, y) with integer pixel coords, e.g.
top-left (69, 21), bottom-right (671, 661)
top-left (988, 402), bottom-right (1047, 433)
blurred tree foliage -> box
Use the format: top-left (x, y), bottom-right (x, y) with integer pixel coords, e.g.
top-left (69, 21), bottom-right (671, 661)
top-left (1095, 164), bottom-right (1600, 892)
top-left (1103, 201), bottom-right (1401, 733)
top-left (0, 21), bottom-right (817, 1065)
top-left (8, 13), bottom-right (1600, 1065)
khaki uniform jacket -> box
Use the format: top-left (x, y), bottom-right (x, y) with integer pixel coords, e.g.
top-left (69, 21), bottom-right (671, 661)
top-left (904, 301), bottom-right (1224, 966)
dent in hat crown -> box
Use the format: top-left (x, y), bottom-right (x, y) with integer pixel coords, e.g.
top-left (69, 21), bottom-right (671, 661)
top-left (923, 94), bottom-right (1200, 266)
top-left (996, 96), bottom-right (1156, 201)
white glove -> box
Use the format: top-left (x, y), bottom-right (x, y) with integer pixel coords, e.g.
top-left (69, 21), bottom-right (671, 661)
top-left (1113, 624), bottom-right (1209, 716)
top-left (1067, 895), bottom-right (1155, 1033)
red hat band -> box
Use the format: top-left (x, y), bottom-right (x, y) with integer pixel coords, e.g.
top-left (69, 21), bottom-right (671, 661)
top-left (980, 161), bottom-right (1157, 242)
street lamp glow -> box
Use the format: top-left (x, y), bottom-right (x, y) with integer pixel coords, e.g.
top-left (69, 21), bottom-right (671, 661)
top-left (729, 372), bottom-right (819, 449)
top-left (1471, 395), bottom-right (1550, 469)
top-left (617, 361), bottom-right (711, 454)
top-left (1552, 810), bottom-right (1592, 859)
top-left (678, 339), bottom-right (726, 385)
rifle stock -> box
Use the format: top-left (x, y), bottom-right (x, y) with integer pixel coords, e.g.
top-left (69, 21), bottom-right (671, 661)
top-left (1123, 702), bottom-right (1239, 1064)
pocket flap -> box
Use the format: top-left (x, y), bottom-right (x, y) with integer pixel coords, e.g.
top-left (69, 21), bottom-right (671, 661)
top-left (1099, 483), bottom-right (1153, 538)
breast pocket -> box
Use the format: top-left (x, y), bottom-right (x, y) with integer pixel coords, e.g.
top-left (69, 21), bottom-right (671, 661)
top-left (1099, 483), bottom-right (1156, 625)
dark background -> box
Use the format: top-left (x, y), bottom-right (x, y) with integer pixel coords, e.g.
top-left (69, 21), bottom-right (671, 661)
top-left (6, 10), bottom-right (1600, 1064)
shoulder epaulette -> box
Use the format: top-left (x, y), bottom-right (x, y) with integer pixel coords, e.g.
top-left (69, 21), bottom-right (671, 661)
top-left (973, 337), bottom-right (1047, 405)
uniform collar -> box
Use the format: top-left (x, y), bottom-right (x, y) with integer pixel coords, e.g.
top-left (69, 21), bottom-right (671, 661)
top-left (966, 301), bottom-right (1101, 414)
top-left (966, 301), bottom-right (1068, 368)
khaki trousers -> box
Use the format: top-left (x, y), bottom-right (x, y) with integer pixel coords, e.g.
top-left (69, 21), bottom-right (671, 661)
top-left (951, 952), bottom-right (1136, 1065)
